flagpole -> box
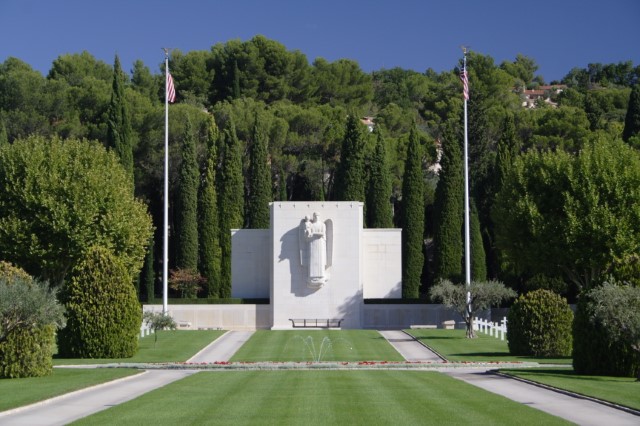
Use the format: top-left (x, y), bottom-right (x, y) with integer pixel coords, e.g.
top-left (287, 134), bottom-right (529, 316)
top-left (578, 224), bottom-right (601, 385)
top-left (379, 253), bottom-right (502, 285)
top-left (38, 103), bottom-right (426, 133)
top-left (163, 48), bottom-right (170, 315)
top-left (462, 47), bottom-right (472, 326)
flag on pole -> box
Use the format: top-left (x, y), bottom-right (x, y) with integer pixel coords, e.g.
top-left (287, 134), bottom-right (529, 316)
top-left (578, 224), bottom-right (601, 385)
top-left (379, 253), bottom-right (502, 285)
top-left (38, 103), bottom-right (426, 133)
top-left (460, 69), bottom-right (469, 100)
top-left (166, 72), bottom-right (176, 103)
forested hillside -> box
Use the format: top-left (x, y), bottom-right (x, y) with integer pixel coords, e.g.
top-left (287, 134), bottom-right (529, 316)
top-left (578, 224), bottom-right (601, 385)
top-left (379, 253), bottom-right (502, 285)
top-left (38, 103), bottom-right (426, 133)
top-left (1, 35), bottom-right (639, 300)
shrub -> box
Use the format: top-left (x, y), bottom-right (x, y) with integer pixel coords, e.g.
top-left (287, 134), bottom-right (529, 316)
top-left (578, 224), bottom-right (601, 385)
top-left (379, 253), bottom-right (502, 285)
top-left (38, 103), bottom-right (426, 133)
top-left (507, 289), bottom-right (573, 357)
top-left (0, 262), bottom-right (64, 378)
top-left (0, 325), bottom-right (55, 378)
top-left (57, 247), bottom-right (141, 358)
top-left (573, 282), bottom-right (640, 378)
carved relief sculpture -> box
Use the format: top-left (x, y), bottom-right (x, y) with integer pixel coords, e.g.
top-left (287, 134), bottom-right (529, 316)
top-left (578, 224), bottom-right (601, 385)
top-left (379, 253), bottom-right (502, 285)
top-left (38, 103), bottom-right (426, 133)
top-left (299, 212), bottom-right (333, 288)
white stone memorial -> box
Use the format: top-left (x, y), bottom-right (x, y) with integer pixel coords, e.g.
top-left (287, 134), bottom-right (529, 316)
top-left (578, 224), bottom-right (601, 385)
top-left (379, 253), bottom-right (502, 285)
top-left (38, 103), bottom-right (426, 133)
top-left (231, 201), bottom-right (401, 329)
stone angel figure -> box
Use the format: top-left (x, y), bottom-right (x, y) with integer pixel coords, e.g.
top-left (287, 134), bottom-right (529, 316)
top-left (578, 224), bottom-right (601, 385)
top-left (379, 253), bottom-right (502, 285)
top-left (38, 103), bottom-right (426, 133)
top-left (299, 212), bottom-right (333, 288)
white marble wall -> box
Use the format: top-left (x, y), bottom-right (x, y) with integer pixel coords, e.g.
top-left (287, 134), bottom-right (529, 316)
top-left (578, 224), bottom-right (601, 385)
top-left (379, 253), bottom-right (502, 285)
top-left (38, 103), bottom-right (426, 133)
top-left (230, 201), bottom-right (402, 329)
top-left (362, 229), bottom-right (402, 298)
top-left (269, 202), bottom-right (364, 328)
top-left (231, 229), bottom-right (270, 298)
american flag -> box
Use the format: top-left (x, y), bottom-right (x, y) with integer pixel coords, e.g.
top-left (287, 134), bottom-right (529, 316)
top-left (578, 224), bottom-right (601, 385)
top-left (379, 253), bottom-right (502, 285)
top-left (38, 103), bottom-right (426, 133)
top-left (460, 69), bottom-right (469, 100)
top-left (166, 72), bottom-right (176, 103)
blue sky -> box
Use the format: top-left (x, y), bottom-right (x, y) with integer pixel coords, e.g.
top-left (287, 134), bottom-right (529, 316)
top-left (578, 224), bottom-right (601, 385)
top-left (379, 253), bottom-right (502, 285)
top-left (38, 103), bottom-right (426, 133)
top-left (1, 0), bottom-right (639, 83)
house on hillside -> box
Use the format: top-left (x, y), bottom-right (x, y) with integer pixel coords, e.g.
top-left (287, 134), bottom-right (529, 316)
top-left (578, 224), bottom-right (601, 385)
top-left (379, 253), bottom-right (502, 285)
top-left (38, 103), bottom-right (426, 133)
top-left (521, 84), bottom-right (567, 108)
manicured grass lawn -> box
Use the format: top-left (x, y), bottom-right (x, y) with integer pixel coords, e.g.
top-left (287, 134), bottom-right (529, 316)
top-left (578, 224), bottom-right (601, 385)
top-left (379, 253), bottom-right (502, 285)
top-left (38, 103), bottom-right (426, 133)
top-left (54, 330), bottom-right (225, 365)
top-left (230, 330), bottom-right (404, 362)
top-left (500, 368), bottom-right (640, 411)
top-left (406, 329), bottom-right (572, 364)
top-left (73, 370), bottom-right (570, 425)
top-left (0, 368), bottom-right (139, 412)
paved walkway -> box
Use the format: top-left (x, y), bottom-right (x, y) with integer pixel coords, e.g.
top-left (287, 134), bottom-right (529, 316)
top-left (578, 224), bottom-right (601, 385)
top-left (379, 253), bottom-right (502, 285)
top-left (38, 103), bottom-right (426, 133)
top-left (378, 330), bottom-right (444, 362)
top-left (0, 369), bottom-right (197, 426)
top-left (0, 330), bottom-right (253, 426)
top-left (1, 329), bottom-right (638, 425)
top-left (444, 368), bottom-right (640, 426)
top-left (187, 330), bottom-right (254, 363)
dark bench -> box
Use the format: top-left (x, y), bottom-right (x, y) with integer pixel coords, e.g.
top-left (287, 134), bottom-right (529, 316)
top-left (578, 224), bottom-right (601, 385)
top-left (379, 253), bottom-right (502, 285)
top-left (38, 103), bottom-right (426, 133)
top-left (289, 318), bottom-right (344, 328)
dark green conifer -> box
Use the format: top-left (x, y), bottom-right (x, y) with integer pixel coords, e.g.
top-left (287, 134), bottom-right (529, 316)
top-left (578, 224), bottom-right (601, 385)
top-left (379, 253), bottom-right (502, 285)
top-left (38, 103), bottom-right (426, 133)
top-left (433, 121), bottom-right (464, 282)
top-left (366, 130), bottom-right (393, 228)
top-left (174, 118), bottom-right (199, 272)
top-left (470, 201), bottom-right (487, 281)
top-left (246, 112), bottom-right (272, 228)
top-left (623, 84), bottom-right (640, 144)
top-left (106, 55), bottom-right (134, 179)
top-left (334, 115), bottom-right (366, 202)
top-left (198, 117), bottom-right (222, 297)
top-left (217, 120), bottom-right (244, 298)
top-left (400, 126), bottom-right (425, 298)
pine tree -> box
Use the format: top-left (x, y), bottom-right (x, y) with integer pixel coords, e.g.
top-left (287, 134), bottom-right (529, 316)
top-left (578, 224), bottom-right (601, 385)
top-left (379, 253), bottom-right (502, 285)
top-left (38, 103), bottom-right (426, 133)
top-left (366, 130), bottom-right (393, 228)
top-left (217, 120), bottom-right (244, 298)
top-left (198, 116), bottom-right (221, 297)
top-left (106, 55), bottom-right (134, 180)
top-left (470, 201), bottom-right (487, 281)
top-left (174, 118), bottom-right (199, 272)
top-left (246, 112), bottom-right (272, 228)
top-left (433, 121), bottom-right (464, 282)
top-left (334, 115), bottom-right (366, 202)
top-left (400, 126), bottom-right (425, 298)
top-left (623, 84), bottom-right (640, 144)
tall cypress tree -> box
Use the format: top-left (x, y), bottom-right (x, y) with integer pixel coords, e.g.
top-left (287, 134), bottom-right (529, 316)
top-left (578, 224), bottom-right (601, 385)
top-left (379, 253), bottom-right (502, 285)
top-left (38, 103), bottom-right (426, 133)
top-left (0, 114), bottom-right (7, 146)
top-left (433, 121), bottom-right (464, 282)
top-left (366, 130), bottom-right (393, 228)
top-left (470, 200), bottom-right (487, 281)
top-left (198, 116), bottom-right (221, 297)
top-left (106, 55), bottom-right (134, 180)
top-left (488, 113), bottom-right (519, 278)
top-left (623, 84), bottom-right (640, 144)
top-left (217, 120), bottom-right (244, 298)
top-left (494, 113), bottom-right (519, 194)
top-left (174, 117), bottom-right (199, 272)
top-left (246, 112), bottom-right (271, 228)
top-left (334, 115), bottom-right (366, 202)
top-left (400, 126), bottom-right (425, 298)
top-left (141, 237), bottom-right (155, 302)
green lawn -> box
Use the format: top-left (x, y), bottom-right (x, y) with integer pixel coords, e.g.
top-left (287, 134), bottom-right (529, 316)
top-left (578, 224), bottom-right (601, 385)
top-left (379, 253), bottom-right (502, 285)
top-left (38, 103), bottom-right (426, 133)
top-left (500, 368), bottom-right (640, 411)
top-left (72, 370), bottom-right (570, 426)
top-left (406, 329), bottom-right (572, 364)
top-left (0, 368), bottom-right (139, 412)
top-left (230, 330), bottom-right (404, 362)
top-left (54, 330), bottom-right (225, 365)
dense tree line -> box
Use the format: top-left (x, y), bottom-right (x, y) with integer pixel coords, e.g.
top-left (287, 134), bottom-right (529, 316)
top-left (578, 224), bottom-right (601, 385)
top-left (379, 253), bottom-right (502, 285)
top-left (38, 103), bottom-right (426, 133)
top-left (0, 36), bottom-right (639, 302)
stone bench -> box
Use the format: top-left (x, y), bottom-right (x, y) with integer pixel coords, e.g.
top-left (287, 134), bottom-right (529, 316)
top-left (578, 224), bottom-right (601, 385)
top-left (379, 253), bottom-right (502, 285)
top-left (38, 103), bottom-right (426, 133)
top-left (409, 325), bottom-right (437, 329)
top-left (289, 318), bottom-right (343, 328)
top-left (442, 320), bottom-right (456, 330)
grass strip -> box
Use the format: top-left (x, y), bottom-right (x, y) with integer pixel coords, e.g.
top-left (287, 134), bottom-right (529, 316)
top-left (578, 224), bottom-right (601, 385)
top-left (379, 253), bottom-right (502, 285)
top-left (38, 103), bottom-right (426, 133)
top-left (406, 329), bottom-right (572, 364)
top-left (500, 368), bottom-right (640, 411)
top-left (54, 330), bottom-right (225, 365)
top-left (0, 368), bottom-right (139, 412)
top-left (230, 330), bottom-right (405, 362)
top-left (72, 370), bottom-right (570, 425)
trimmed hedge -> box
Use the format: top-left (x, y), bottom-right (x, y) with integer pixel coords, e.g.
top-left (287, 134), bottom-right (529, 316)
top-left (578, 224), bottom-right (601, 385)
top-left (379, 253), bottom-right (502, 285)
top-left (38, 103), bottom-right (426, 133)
top-left (57, 247), bottom-right (141, 358)
top-left (507, 289), bottom-right (573, 357)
